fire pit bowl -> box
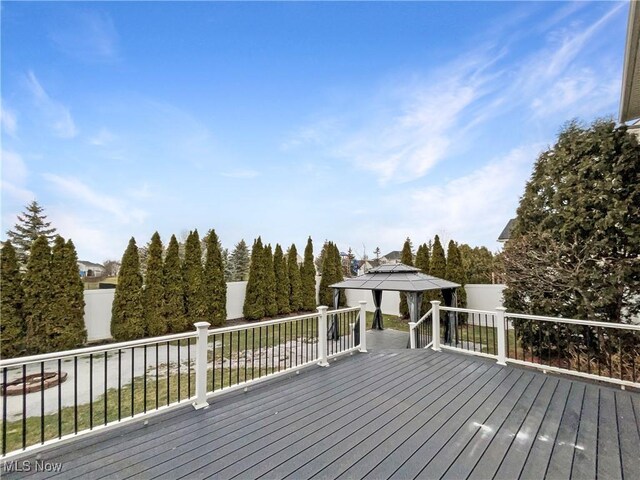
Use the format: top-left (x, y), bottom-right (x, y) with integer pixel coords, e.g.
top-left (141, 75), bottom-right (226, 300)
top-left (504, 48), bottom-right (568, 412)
top-left (1, 371), bottom-right (68, 396)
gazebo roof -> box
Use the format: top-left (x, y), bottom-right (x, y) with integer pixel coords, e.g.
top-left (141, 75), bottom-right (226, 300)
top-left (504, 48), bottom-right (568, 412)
top-left (330, 263), bottom-right (460, 292)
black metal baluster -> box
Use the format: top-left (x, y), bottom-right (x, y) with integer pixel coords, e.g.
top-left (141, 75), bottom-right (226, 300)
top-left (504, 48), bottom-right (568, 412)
top-left (131, 348), bottom-right (135, 416)
top-left (306, 317), bottom-right (309, 362)
top-left (166, 342), bottom-right (170, 405)
top-left (104, 352), bottom-right (108, 425)
top-left (229, 331), bottom-right (233, 387)
top-left (471, 314), bottom-right (477, 352)
top-left (237, 330), bottom-right (240, 385)
top-left (478, 314), bottom-right (484, 354)
top-left (155, 343), bottom-right (159, 410)
top-left (177, 341), bottom-right (181, 402)
top-left (597, 327), bottom-right (602, 377)
top-left (492, 315), bottom-right (496, 354)
top-left (22, 364), bottom-right (26, 449)
top-left (58, 359), bottom-right (62, 438)
top-left (244, 330), bottom-right (248, 382)
top-left (278, 323), bottom-right (281, 372)
top-left (538, 327), bottom-right (542, 365)
top-left (258, 327), bottom-right (262, 378)
top-left (117, 350), bottom-right (121, 421)
top-left (618, 333), bottom-right (623, 380)
top-left (212, 334), bottom-right (216, 391)
top-left (74, 356), bottom-right (78, 433)
top-left (40, 361), bottom-right (45, 444)
top-left (90, 355), bottom-right (93, 429)
top-left (221, 332), bottom-right (225, 390)
top-left (187, 338), bottom-right (191, 397)
top-left (586, 328), bottom-right (591, 375)
top-left (252, 327), bottom-right (255, 380)
top-left (2, 368), bottom-right (7, 455)
top-left (143, 346), bottom-right (147, 413)
top-left (272, 324), bottom-right (275, 373)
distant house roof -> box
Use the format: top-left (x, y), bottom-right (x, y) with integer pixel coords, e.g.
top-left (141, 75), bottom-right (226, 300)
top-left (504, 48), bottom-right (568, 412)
top-left (78, 261), bottom-right (105, 269)
top-left (383, 250), bottom-right (402, 261)
top-left (620, 0), bottom-right (640, 123)
top-left (331, 263), bottom-right (460, 292)
top-left (498, 219), bottom-right (516, 242)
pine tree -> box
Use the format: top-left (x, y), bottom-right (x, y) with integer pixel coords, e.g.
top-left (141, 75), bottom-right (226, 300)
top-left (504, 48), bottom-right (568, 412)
top-left (230, 239), bottom-right (251, 281)
top-left (301, 237), bottom-right (316, 311)
top-left (183, 230), bottom-right (207, 325)
top-left (47, 237), bottom-right (87, 351)
top-left (23, 236), bottom-right (53, 353)
top-left (264, 244), bottom-right (278, 317)
top-left (415, 243), bottom-right (431, 315)
top-left (203, 229), bottom-right (227, 327)
top-left (111, 238), bottom-right (145, 341)
top-left (445, 241), bottom-right (467, 308)
top-left (332, 243), bottom-right (346, 306)
top-left (6, 200), bottom-right (57, 266)
top-left (319, 242), bottom-right (336, 307)
top-left (429, 235), bottom-right (447, 304)
top-left (287, 244), bottom-right (303, 311)
top-left (164, 235), bottom-right (188, 333)
top-left (399, 237), bottom-right (414, 318)
top-left (144, 232), bottom-right (166, 336)
top-left (243, 237), bottom-right (266, 320)
top-left (1, 241), bottom-right (25, 358)
top-left (274, 244), bottom-right (291, 315)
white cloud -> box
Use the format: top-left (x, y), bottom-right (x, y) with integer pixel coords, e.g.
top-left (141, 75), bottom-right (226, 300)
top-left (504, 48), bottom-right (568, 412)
top-left (50, 11), bottom-right (119, 62)
top-left (25, 71), bottom-right (78, 138)
top-left (1, 104), bottom-right (17, 137)
top-left (89, 128), bottom-right (115, 146)
top-left (43, 174), bottom-right (147, 224)
top-left (0, 150), bottom-right (34, 205)
top-left (221, 169), bottom-right (260, 179)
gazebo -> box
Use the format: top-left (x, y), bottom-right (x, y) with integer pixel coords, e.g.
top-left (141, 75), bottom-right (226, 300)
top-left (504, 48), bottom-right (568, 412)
top-left (330, 263), bottom-right (460, 342)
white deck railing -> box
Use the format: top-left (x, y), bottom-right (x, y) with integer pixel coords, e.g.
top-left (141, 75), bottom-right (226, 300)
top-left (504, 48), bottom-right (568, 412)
top-left (409, 301), bottom-right (640, 389)
top-left (0, 302), bottom-right (368, 458)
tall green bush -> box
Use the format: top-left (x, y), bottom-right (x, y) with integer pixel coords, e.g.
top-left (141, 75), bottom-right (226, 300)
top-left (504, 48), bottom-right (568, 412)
top-left (23, 236), bottom-right (53, 353)
top-left (183, 230), bottom-right (207, 325)
top-left (164, 235), bottom-right (188, 333)
top-left (111, 238), bottom-right (145, 341)
top-left (1, 241), bottom-right (25, 358)
top-left (301, 237), bottom-right (316, 311)
top-left (274, 244), bottom-right (291, 315)
top-left (203, 229), bottom-right (227, 327)
top-left (144, 232), bottom-right (166, 336)
top-left (399, 237), bottom-right (414, 318)
top-left (445, 241), bottom-right (467, 308)
top-left (287, 244), bottom-right (303, 311)
top-left (430, 235), bottom-right (447, 304)
top-left (264, 244), bottom-right (278, 317)
top-left (244, 237), bottom-right (266, 320)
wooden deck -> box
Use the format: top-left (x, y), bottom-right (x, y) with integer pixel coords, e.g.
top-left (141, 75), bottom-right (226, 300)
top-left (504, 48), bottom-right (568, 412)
top-left (2, 348), bottom-right (639, 479)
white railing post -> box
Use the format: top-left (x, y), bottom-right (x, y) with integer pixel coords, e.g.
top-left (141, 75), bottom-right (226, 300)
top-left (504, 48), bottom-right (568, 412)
top-left (495, 307), bottom-right (507, 366)
top-left (359, 300), bottom-right (368, 353)
top-left (431, 300), bottom-right (441, 351)
top-left (193, 321), bottom-right (211, 409)
top-left (408, 322), bottom-right (417, 349)
top-left (317, 306), bottom-right (329, 366)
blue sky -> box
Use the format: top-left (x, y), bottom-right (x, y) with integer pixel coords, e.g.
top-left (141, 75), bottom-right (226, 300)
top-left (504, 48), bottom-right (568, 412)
top-left (0, 1), bottom-right (628, 262)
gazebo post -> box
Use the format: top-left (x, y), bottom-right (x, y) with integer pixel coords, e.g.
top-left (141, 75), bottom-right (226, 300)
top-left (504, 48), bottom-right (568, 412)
top-left (371, 289), bottom-right (384, 330)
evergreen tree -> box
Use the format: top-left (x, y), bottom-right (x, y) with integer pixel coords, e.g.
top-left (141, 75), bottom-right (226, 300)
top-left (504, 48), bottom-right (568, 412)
top-left (229, 239), bottom-right (251, 281)
top-left (301, 237), bottom-right (317, 311)
top-left (274, 244), bottom-right (291, 315)
top-left (183, 230), bottom-right (207, 325)
top-left (445, 241), bottom-right (467, 308)
top-left (264, 244), bottom-right (278, 317)
top-left (23, 236), bottom-right (53, 353)
top-left (48, 237), bottom-right (87, 351)
top-left (399, 237), bottom-right (414, 318)
top-left (332, 243), bottom-right (346, 306)
top-left (318, 242), bottom-right (336, 307)
top-left (287, 244), bottom-right (303, 311)
top-left (1, 241), bottom-right (25, 358)
top-left (244, 237), bottom-right (266, 320)
top-left (111, 238), bottom-right (145, 341)
top-left (415, 243), bottom-right (431, 315)
top-left (144, 232), bottom-right (166, 336)
top-left (203, 229), bottom-right (227, 327)
top-left (6, 200), bottom-right (57, 265)
top-left (459, 244), bottom-right (494, 284)
top-left (222, 248), bottom-right (233, 282)
top-left (429, 235), bottom-right (447, 304)
top-left (164, 235), bottom-right (188, 333)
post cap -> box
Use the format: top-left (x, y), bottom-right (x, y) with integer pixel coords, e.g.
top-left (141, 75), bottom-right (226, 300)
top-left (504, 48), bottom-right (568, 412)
top-left (430, 300), bottom-right (441, 305)
top-left (495, 307), bottom-right (507, 312)
top-left (194, 322), bottom-right (211, 329)
top-left (358, 300), bottom-right (367, 305)
top-left (316, 305), bottom-right (328, 312)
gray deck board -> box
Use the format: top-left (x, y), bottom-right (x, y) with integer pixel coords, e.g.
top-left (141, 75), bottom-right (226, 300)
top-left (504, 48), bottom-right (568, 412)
top-left (3, 348), bottom-right (639, 480)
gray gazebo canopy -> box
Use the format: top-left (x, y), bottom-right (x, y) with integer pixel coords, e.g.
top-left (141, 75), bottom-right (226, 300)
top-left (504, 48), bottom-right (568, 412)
top-left (330, 263), bottom-right (460, 331)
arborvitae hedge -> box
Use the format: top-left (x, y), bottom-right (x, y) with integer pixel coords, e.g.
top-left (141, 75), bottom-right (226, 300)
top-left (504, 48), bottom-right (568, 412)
top-left (164, 235), bottom-right (188, 333)
top-left (430, 235), bottom-right (447, 304)
top-left (144, 232), bottom-right (166, 336)
top-left (47, 237), bottom-right (86, 351)
top-left (264, 244), bottom-right (278, 317)
top-left (23, 236), bottom-right (53, 354)
top-left (204, 229), bottom-right (227, 327)
top-left (244, 237), bottom-right (266, 320)
top-left (415, 243), bottom-right (431, 315)
top-left (111, 238), bottom-right (145, 341)
top-left (183, 230), bottom-right (207, 326)
top-left (274, 244), bottom-right (291, 315)
top-left (287, 244), bottom-right (303, 311)
top-left (399, 237), bottom-right (414, 318)
top-left (318, 242), bottom-right (335, 307)
top-left (1, 241), bottom-right (25, 358)
top-left (445, 241), bottom-right (467, 308)
top-left (301, 237), bottom-right (316, 311)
